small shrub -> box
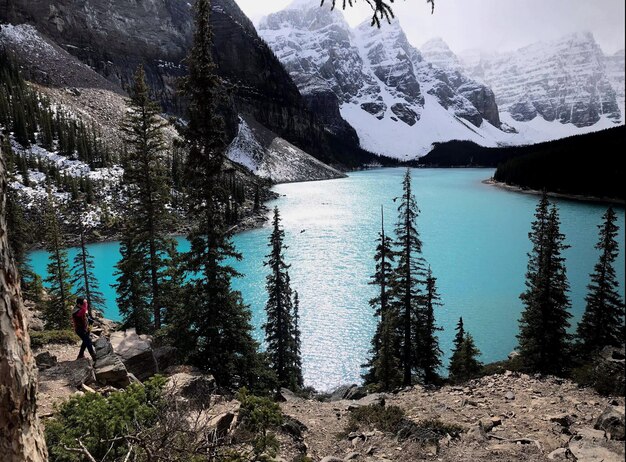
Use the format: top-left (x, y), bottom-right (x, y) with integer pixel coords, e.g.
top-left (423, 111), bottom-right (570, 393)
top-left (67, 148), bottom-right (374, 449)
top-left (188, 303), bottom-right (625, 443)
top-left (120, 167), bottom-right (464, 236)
top-left (397, 419), bottom-right (464, 442)
top-left (571, 362), bottom-right (625, 396)
top-left (30, 329), bottom-right (77, 349)
top-left (45, 376), bottom-right (167, 462)
top-left (345, 404), bottom-right (406, 434)
top-left (236, 388), bottom-right (283, 458)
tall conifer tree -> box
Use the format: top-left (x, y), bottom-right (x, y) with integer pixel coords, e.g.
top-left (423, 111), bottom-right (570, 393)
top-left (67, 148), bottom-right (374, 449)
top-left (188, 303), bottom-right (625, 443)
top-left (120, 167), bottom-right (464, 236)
top-left (175, 0), bottom-right (262, 388)
top-left (518, 196), bottom-right (572, 375)
top-left (264, 207), bottom-right (302, 389)
top-left (577, 208), bottom-right (625, 352)
top-left (118, 65), bottom-right (176, 330)
top-left (419, 267), bottom-right (443, 384)
top-left (393, 168), bottom-right (427, 386)
top-left (115, 235), bottom-right (152, 333)
top-left (292, 290), bottom-right (304, 389)
top-left (364, 206), bottom-right (401, 390)
top-left (43, 194), bottom-right (73, 329)
top-left (71, 207), bottom-right (105, 316)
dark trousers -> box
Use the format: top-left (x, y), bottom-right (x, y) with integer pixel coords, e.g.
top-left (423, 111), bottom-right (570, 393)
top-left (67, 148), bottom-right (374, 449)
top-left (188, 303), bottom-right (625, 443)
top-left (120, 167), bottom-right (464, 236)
top-left (76, 329), bottom-right (96, 359)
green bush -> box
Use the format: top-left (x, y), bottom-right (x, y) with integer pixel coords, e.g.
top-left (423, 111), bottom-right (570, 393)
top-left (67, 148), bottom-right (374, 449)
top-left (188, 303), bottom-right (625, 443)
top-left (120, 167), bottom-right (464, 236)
top-left (236, 388), bottom-right (283, 459)
top-left (571, 362), bottom-right (625, 396)
top-left (45, 376), bottom-right (166, 462)
top-left (30, 330), bottom-right (77, 349)
top-left (397, 419), bottom-right (464, 442)
top-left (344, 404), bottom-right (406, 435)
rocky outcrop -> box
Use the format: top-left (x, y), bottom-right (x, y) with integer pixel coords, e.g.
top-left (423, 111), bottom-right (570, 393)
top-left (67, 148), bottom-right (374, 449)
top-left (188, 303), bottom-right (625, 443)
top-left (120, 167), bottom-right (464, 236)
top-left (226, 116), bottom-right (347, 183)
top-left (93, 337), bottom-right (130, 387)
top-left (110, 329), bottom-right (158, 381)
top-left (595, 405), bottom-right (625, 440)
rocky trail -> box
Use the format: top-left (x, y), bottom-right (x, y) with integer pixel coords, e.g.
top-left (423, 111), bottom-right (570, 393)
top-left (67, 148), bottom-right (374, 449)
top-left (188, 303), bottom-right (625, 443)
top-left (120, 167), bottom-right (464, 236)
top-left (34, 326), bottom-right (625, 461)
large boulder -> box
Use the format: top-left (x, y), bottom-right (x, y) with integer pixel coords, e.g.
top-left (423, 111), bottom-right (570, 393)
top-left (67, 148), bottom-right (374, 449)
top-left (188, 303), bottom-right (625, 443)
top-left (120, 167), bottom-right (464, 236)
top-left (93, 337), bottom-right (130, 387)
top-left (330, 384), bottom-right (367, 401)
top-left (110, 329), bottom-right (157, 381)
top-left (35, 352), bottom-right (57, 371)
top-left (153, 346), bottom-right (179, 373)
top-left (167, 372), bottom-right (217, 406)
top-left (595, 405), bottom-right (625, 441)
top-left (64, 358), bottom-right (96, 388)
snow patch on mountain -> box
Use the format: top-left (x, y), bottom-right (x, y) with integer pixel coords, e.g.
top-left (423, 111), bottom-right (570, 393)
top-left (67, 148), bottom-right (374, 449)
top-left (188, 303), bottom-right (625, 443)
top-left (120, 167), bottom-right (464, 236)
top-left (227, 116), bottom-right (346, 183)
top-left (461, 32), bottom-right (623, 127)
top-left (258, 5), bottom-right (505, 159)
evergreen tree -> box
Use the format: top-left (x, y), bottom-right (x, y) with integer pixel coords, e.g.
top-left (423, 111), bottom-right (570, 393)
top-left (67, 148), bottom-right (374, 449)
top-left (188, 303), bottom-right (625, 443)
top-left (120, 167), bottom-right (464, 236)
top-left (448, 333), bottom-right (482, 384)
top-left (364, 206), bottom-right (401, 390)
top-left (264, 207), bottom-right (301, 389)
top-left (292, 290), bottom-right (304, 389)
top-left (452, 317), bottom-right (464, 352)
top-left (175, 0), bottom-right (263, 388)
top-left (392, 168), bottom-right (427, 386)
top-left (115, 234), bottom-right (152, 333)
top-left (577, 207), bottom-right (625, 353)
top-left (419, 267), bottom-right (443, 384)
top-left (43, 194), bottom-right (73, 329)
top-left (518, 195), bottom-right (572, 375)
top-left (119, 65), bottom-right (176, 330)
top-left (71, 207), bottom-right (105, 315)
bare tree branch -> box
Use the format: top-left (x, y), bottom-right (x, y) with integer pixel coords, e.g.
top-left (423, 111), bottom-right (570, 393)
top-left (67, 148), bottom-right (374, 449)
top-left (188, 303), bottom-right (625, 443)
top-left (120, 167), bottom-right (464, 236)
top-left (62, 438), bottom-right (98, 462)
top-left (320, 0), bottom-right (435, 28)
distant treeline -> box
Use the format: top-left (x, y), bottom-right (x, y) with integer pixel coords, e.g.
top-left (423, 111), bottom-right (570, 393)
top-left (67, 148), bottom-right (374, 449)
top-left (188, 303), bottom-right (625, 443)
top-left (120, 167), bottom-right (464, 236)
top-left (418, 126), bottom-right (625, 201)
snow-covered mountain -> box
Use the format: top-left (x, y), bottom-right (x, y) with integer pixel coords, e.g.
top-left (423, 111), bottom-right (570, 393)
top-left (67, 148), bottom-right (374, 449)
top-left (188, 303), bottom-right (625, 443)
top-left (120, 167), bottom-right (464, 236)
top-left (258, 1), bottom-right (507, 159)
top-left (259, 2), bottom-right (624, 158)
top-left (604, 49), bottom-right (625, 120)
top-left (460, 32), bottom-right (623, 128)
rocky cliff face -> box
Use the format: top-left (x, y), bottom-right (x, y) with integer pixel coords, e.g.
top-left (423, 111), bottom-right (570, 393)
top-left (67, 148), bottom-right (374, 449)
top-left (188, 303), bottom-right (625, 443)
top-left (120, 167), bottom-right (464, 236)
top-left (0, 0), bottom-right (381, 169)
top-left (258, 2), bottom-right (505, 158)
top-left (420, 38), bottom-right (500, 127)
top-left (462, 32), bottom-right (622, 127)
top-left (605, 49), bottom-right (625, 120)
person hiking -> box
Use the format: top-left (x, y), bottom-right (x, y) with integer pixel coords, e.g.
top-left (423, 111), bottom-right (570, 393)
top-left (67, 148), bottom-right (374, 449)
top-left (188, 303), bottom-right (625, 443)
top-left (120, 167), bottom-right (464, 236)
top-left (72, 297), bottom-right (96, 361)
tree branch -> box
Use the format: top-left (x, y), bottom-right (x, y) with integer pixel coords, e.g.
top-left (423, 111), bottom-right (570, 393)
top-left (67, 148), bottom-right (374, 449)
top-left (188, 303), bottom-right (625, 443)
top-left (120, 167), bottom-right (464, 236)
top-left (320, 0), bottom-right (435, 28)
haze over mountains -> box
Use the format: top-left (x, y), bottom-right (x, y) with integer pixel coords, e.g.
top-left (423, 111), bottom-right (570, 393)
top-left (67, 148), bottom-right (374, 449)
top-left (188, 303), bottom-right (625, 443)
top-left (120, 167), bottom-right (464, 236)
top-left (257, 0), bottom-right (625, 159)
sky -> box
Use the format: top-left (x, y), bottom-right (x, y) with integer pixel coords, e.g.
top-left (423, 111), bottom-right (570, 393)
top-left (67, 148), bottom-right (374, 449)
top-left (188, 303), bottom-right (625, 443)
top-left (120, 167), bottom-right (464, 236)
top-left (234, 0), bottom-right (625, 55)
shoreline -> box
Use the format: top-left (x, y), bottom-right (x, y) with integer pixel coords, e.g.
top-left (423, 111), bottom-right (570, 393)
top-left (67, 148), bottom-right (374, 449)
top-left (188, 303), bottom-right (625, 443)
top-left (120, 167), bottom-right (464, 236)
top-left (483, 178), bottom-right (626, 206)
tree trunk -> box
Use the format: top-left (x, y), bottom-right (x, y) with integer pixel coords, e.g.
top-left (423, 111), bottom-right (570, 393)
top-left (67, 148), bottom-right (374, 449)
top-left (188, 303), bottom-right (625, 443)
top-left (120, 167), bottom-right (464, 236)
top-left (0, 147), bottom-right (48, 461)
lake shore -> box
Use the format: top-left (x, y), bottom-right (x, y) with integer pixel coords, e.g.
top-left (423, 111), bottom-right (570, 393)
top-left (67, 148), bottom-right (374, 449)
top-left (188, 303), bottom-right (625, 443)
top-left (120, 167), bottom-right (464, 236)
top-left (483, 178), bottom-right (626, 206)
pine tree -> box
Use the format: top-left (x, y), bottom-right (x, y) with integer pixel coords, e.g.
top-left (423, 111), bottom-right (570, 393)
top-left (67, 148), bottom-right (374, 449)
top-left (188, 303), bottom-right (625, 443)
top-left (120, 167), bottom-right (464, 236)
top-left (452, 317), bottom-right (464, 352)
top-left (115, 234), bottom-right (152, 333)
top-left (577, 207), bottom-right (625, 353)
top-left (518, 195), bottom-right (572, 375)
top-left (419, 267), bottom-right (443, 384)
top-left (292, 291), bottom-right (304, 389)
top-left (264, 207), bottom-right (301, 389)
top-left (43, 194), bottom-right (73, 329)
top-left (71, 207), bottom-right (105, 315)
top-left (119, 65), bottom-right (176, 331)
top-left (448, 333), bottom-right (482, 384)
top-left (393, 168), bottom-right (427, 386)
top-left (364, 206), bottom-right (401, 390)
top-left (175, 0), bottom-right (263, 388)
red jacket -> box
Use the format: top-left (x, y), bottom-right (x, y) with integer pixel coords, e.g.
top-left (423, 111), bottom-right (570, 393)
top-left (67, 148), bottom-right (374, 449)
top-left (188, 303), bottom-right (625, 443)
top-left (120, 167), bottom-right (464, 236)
top-left (72, 301), bottom-right (89, 332)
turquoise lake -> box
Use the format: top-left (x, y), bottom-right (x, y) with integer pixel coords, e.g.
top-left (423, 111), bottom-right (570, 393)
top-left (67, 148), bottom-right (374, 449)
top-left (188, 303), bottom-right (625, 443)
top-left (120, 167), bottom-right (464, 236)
top-left (28, 168), bottom-right (626, 391)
